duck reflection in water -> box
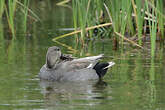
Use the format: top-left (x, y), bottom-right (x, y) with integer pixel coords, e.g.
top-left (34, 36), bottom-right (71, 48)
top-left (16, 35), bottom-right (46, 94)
top-left (39, 79), bottom-right (112, 107)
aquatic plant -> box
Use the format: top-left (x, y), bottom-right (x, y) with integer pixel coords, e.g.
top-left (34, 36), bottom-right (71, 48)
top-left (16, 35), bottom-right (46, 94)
top-left (0, 0), bottom-right (5, 18)
top-left (54, 0), bottom-right (165, 56)
top-left (0, 0), bottom-right (39, 38)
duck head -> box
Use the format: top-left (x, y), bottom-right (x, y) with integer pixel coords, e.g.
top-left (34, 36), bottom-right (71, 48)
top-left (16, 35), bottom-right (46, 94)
top-left (46, 46), bottom-right (61, 69)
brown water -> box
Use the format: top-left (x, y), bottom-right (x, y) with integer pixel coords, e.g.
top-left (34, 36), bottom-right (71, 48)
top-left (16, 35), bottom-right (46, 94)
top-left (0, 1), bottom-right (165, 110)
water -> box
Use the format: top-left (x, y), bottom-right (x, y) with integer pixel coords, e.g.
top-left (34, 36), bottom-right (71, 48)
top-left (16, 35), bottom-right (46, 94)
top-left (0, 1), bottom-right (165, 110)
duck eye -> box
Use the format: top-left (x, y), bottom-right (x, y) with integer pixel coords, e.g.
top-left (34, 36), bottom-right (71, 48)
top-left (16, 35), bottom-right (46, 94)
top-left (56, 48), bottom-right (60, 51)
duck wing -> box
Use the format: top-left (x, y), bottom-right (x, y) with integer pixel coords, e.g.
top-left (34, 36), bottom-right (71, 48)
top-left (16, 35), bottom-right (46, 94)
top-left (60, 54), bottom-right (75, 61)
top-left (57, 54), bottom-right (104, 72)
top-left (72, 54), bottom-right (104, 62)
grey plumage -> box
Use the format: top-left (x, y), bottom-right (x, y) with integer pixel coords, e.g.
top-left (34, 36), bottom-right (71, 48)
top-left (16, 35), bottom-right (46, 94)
top-left (39, 46), bottom-right (115, 81)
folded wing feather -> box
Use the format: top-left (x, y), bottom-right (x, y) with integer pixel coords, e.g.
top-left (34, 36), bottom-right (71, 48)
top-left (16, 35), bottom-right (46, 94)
top-left (57, 54), bottom-right (104, 72)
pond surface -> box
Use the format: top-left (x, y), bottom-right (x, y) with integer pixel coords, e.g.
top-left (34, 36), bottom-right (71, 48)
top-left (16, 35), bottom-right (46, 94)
top-left (0, 1), bottom-right (165, 110)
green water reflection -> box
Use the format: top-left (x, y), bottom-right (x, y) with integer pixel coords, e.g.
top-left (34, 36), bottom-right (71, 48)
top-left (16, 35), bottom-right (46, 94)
top-left (0, 1), bottom-right (165, 110)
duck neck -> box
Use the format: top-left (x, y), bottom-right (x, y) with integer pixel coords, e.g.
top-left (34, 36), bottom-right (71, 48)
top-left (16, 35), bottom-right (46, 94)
top-left (46, 56), bottom-right (57, 69)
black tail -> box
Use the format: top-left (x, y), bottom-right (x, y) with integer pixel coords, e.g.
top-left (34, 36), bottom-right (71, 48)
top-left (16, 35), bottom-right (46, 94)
top-left (93, 62), bottom-right (109, 79)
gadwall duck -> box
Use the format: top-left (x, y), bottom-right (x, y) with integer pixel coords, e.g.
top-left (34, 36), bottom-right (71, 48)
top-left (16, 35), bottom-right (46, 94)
top-left (39, 46), bottom-right (115, 81)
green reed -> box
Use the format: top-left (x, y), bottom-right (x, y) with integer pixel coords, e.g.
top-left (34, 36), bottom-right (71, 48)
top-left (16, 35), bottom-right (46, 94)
top-left (145, 0), bottom-right (157, 58)
top-left (5, 0), bottom-right (17, 37)
top-left (106, 0), bottom-right (134, 44)
top-left (106, 0), bottom-right (122, 32)
top-left (72, 0), bottom-right (78, 30)
top-left (135, 0), bottom-right (145, 45)
top-left (156, 0), bottom-right (164, 38)
top-left (69, 0), bottom-right (165, 52)
top-left (72, 0), bottom-right (106, 40)
top-left (72, 0), bottom-right (88, 41)
top-left (0, 0), bottom-right (5, 18)
top-left (0, 0), bottom-right (36, 38)
top-left (0, 20), bottom-right (4, 41)
top-left (22, 0), bottom-right (29, 33)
